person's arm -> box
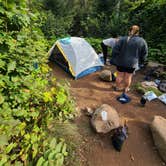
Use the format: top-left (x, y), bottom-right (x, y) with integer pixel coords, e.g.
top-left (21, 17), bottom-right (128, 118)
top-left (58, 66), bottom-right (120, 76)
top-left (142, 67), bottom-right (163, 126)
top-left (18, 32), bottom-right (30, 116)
top-left (140, 39), bottom-right (148, 65)
top-left (110, 39), bottom-right (122, 65)
top-left (113, 39), bottom-right (122, 55)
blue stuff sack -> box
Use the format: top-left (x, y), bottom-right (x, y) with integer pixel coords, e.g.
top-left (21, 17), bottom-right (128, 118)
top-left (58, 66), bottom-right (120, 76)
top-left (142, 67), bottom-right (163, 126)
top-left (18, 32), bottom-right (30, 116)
top-left (117, 93), bottom-right (131, 104)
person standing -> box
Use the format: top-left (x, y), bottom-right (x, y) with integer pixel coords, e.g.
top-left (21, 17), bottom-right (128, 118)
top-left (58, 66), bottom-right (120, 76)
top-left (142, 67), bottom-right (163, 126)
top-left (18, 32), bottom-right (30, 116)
top-left (101, 37), bottom-right (119, 65)
top-left (110, 25), bottom-right (148, 93)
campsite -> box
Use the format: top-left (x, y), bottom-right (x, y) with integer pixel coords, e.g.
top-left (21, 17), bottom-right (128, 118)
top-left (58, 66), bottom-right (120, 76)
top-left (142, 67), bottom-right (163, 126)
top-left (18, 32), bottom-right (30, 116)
top-left (50, 61), bottom-right (166, 166)
top-left (0, 1), bottom-right (166, 166)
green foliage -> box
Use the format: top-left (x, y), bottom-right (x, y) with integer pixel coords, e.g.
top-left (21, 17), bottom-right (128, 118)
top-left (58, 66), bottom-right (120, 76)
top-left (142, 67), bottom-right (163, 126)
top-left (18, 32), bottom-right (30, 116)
top-left (133, 82), bottom-right (163, 96)
top-left (41, 0), bottom-right (166, 65)
top-left (129, 0), bottom-right (166, 47)
top-left (41, 11), bottom-right (73, 38)
top-left (148, 44), bottom-right (166, 65)
top-left (0, 1), bottom-right (75, 165)
top-left (1, 0), bottom-right (166, 164)
top-left (86, 37), bottom-right (102, 53)
top-left (36, 138), bottom-right (68, 166)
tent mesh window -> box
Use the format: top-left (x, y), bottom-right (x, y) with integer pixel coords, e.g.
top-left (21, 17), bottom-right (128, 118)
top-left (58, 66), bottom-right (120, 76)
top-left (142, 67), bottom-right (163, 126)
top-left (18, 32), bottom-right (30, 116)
top-left (49, 45), bottom-right (70, 72)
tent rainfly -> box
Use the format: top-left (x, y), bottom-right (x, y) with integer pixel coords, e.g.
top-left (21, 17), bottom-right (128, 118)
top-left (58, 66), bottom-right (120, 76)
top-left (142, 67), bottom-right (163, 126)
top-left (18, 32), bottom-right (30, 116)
top-left (48, 37), bottom-right (104, 79)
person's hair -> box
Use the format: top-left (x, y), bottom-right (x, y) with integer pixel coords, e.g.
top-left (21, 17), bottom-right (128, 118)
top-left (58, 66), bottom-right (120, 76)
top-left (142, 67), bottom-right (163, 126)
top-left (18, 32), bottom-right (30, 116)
top-left (129, 25), bottom-right (140, 36)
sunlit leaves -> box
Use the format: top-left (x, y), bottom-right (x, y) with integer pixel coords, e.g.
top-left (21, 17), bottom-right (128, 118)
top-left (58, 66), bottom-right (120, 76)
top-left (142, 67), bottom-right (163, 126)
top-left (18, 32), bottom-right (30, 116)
top-left (0, 135), bottom-right (8, 146)
top-left (0, 1), bottom-right (74, 165)
top-left (7, 61), bottom-right (16, 73)
top-left (36, 139), bottom-right (67, 166)
top-left (6, 142), bottom-right (17, 154)
top-left (56, 88), bottom-right (67, 105)
top-left (0, 155), bottom-right (8, 165)
top-left (36, 157), bottom-right (45, 166)
top-left (0, 95), bottom-right (5, 104)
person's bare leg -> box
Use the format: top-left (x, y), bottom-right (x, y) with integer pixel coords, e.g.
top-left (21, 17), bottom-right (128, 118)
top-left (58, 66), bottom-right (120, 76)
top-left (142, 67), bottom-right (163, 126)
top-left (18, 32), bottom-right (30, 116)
top-left (124, 72), bottom-right (133, 93)
top-left (115, 71), bottom-right (125, 90)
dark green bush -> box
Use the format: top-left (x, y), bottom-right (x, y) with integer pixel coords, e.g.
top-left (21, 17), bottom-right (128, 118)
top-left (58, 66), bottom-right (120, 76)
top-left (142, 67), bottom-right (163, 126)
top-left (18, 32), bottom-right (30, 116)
top-left (85, 38), bottom-right (102, 53)
top-left (148, 44), bottom-right (166, 65)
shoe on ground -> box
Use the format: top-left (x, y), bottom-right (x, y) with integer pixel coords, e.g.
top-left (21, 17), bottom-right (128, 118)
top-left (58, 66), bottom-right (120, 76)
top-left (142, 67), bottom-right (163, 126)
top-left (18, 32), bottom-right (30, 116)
top-left (113, 86), bottom-right (124, 92)
top-left (117, 93), bottom-right (131, 104)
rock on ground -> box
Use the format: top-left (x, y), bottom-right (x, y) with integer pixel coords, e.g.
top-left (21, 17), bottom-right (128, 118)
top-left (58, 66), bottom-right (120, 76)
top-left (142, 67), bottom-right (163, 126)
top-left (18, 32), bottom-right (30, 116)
top-left (151, 116), bottom-right (166, 163)
top-left (99, 70), bottom-right (112, 82)
top-left (91, 104), bottom-right (120, 133)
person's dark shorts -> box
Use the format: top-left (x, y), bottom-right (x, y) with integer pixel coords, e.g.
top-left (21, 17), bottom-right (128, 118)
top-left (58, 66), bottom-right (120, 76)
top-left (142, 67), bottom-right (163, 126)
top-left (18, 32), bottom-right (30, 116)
top-left (117, 66), bottom-right (135, 73)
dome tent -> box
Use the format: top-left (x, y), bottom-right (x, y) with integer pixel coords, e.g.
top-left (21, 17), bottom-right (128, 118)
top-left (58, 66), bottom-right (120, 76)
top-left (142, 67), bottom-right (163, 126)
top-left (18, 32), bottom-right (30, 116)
top-left (49, 37), bottom-right (104, 79)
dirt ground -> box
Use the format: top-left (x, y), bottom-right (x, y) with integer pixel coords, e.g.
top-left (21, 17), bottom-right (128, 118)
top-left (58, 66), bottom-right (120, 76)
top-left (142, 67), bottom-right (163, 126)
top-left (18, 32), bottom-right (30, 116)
top-left (50, 63), bottom-right (166, 166)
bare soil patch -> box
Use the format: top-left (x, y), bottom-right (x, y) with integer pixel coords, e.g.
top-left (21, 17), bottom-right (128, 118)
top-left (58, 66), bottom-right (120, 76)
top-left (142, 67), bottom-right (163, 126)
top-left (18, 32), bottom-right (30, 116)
top-left (50, 63), bottom-right (166, 166)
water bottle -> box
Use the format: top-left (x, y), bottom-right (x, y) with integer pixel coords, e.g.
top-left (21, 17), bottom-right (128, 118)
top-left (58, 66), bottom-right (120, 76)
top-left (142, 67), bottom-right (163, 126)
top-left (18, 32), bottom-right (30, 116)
top-left (140, 96), bottom-right (146, 106)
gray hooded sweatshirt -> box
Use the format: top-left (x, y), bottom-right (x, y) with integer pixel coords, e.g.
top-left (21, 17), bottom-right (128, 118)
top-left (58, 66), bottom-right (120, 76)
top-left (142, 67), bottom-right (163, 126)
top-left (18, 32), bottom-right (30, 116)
top-left (111, 35), bottom-right (148, 69)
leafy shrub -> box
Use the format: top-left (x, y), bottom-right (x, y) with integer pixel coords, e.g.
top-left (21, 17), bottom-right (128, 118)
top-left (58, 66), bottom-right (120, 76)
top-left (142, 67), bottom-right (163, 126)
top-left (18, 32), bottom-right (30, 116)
top-left (0, 1), bottom-right (75, 165)
top-left (148, 44), bottom-right (166, 65)
top-left (133, 83), bottom-right (163, 96)
top-left (0, 28), bottom-right (75, 165)
top-left (41, 11), bottom-right (73, 39)
top-left (36, 138), bottom-right (68, 166)
top-left (86, 37), bottom-right (102, 53)
top-left (86, 37), bottom-right (113, 58)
